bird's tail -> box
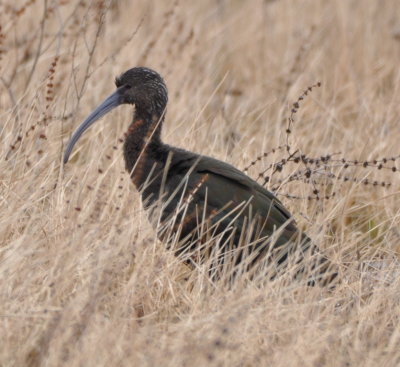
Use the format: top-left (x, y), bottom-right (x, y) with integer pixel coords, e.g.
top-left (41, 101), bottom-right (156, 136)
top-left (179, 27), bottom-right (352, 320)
top-left (295, 232), bottom-right (338, 287)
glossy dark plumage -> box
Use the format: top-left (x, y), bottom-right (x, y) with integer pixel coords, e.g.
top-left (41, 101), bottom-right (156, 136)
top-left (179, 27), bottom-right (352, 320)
top-left (64, 67), bottom-right (334, 282)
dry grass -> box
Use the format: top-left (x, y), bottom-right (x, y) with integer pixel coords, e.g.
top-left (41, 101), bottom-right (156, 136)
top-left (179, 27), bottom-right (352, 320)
top-left (1, 0), bottom-right (400, 366)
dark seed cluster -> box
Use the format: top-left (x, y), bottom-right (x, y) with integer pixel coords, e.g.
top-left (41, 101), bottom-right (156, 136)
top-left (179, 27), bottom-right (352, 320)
top-left (286, 82), bottom-right (321, 150)
top-left (43, 56), bottom-right (60, 125)
top-left (0, 25), bottom-right (4, 69)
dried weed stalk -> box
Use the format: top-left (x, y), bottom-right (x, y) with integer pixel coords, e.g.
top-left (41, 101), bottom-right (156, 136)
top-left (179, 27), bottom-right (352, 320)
top-left (246, 83), bottom-right (398, 201)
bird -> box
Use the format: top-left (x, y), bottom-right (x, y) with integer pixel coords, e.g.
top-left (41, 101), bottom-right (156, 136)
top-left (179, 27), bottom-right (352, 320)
top-left (64, 67), bottom-right (335, 283)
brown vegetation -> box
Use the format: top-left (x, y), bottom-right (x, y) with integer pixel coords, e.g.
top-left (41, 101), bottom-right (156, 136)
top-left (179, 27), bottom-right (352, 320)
top-left (1, 0), bottom-right (399, 366)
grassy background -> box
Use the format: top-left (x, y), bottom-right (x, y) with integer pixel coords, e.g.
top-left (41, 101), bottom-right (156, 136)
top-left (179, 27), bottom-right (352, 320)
top-left (1, 0), bottom-right (400, 365)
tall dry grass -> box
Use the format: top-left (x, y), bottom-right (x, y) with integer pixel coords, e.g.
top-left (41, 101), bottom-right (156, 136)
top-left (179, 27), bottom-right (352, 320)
top-left (1, 0), bottom-right (400, 366)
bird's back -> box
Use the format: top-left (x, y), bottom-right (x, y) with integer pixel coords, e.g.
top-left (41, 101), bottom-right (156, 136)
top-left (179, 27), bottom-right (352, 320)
top-left (139, 146), bottom-right (313, 275)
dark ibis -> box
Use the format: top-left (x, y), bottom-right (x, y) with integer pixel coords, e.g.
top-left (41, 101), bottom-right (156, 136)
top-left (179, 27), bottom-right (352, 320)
top-left (64, 67), bottom-right (335, 283)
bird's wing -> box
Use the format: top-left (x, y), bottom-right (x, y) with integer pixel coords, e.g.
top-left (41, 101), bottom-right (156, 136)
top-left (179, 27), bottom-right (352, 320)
top-left (195, 156), bottom-right (293, 220)
top-left (164, 151), bottom-right (300, 243)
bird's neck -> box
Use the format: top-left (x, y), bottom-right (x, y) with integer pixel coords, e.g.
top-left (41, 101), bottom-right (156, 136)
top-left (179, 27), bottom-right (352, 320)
top-left (123, 110), bottom-right (167, 188)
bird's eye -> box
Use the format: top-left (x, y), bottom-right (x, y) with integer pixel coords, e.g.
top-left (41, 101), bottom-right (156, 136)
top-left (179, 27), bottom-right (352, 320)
top-left (125, 84), bottom-right (132, 89)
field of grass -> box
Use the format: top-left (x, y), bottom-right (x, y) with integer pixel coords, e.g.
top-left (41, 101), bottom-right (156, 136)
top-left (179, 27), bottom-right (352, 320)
top-left (1, 0), bottom-right (400, 365)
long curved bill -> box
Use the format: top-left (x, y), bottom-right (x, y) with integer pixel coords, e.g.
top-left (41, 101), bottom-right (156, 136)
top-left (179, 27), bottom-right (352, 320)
top-left (63, 87), bottom-right (124, 164)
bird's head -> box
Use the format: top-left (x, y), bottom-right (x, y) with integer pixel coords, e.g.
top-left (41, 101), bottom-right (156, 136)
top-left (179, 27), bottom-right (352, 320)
top-left (115, 67), bottom-right (168, 116)
top-left (63, 67), bottom-right (168, 164)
